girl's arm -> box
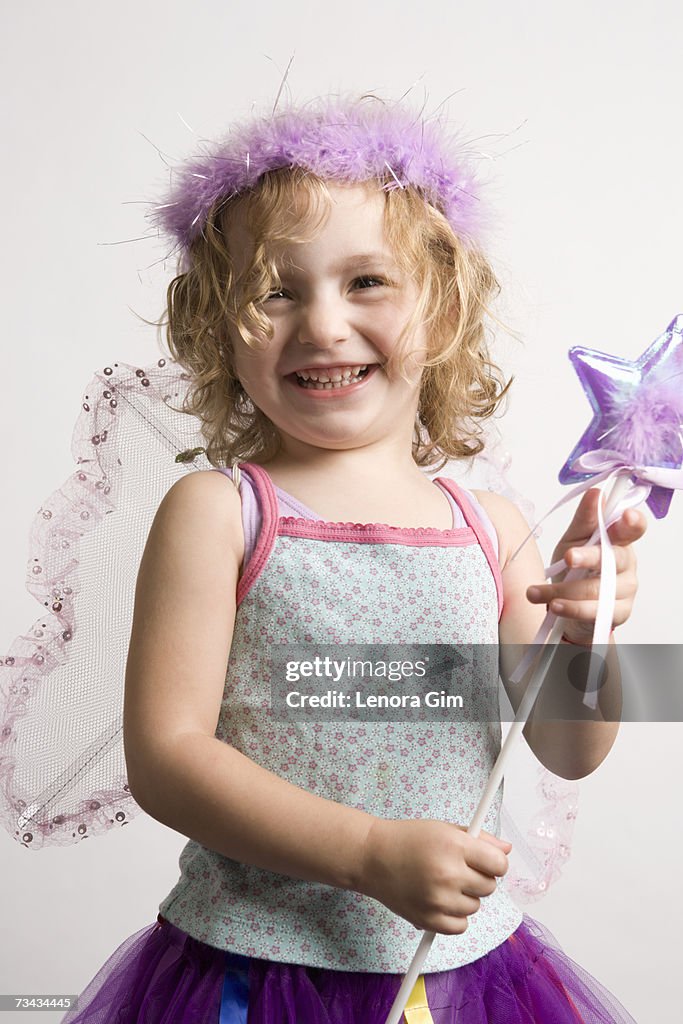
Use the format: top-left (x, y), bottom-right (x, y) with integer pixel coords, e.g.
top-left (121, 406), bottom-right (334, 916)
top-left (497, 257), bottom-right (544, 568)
top-left (122, 471), bottom-right (374, 892)
top-left (472, 489), bottom-right (643, 780)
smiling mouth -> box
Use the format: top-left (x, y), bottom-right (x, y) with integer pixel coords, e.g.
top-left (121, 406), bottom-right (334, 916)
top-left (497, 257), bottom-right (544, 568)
top-left (292, 364), bottom-right (375, 390)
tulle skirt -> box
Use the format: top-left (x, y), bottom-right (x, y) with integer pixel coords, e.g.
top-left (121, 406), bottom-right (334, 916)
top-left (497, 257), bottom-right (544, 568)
top-left (61, 912), bottom-right (637, 1023)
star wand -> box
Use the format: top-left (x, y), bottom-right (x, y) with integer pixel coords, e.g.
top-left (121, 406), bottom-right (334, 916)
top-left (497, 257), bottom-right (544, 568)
top-left (384, 314), bottom-right (683, 1024)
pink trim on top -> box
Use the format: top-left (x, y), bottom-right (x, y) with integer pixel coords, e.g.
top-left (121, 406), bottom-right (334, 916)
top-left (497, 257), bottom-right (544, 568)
top-left (278, 517), bottom-right (474, 547)
top-left (435, 477), bottom-right (504, 620)
top-left (210, 464), bottom-right (281, 607)
top-left (233, 463), bottom-right (281, 605)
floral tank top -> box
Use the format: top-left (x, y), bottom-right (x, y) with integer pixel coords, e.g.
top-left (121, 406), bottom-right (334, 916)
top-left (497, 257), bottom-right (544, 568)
top-left (157, 462), bottom-right (523, 972)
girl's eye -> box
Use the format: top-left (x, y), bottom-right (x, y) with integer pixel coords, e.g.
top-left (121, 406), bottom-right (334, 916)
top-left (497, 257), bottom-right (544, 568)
top-left (353, 276), bottom-right (385, 290)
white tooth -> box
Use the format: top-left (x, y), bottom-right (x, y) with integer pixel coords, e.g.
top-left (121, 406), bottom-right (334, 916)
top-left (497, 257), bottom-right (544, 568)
top-left (298, 364), bottom-right (366, 383)
top-left (301, 376), bottom-right (355, 390)
top-left (297, 364), bottom-right (372, 388)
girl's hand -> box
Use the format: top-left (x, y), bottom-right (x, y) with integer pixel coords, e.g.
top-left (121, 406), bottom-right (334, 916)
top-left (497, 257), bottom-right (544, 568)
top-left (526, 487), bottom-right (647, 645)
top-left (358, 817), bottom-right (511, 934)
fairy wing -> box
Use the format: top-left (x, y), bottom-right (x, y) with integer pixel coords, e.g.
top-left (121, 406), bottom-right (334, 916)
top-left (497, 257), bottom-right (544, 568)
top-left (0, 358), bottom-right (208, 849)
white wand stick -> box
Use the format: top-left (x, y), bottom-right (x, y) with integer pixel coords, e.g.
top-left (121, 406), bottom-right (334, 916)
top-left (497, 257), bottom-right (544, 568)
top-left (383, 474), bottom-right (631, 1024)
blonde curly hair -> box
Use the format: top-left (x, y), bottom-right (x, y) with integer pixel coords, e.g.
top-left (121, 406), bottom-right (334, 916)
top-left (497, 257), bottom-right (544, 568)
top-left (161, 167), bottom-right (512, 471)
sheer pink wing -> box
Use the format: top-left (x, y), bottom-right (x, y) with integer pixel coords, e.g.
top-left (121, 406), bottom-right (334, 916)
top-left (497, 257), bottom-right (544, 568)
top-left (0, 358), bottom-right (208, 849)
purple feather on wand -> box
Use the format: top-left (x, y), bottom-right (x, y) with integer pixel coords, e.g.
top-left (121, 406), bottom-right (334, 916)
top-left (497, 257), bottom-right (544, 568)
top-left (605, 361), bottom-right (683, 465)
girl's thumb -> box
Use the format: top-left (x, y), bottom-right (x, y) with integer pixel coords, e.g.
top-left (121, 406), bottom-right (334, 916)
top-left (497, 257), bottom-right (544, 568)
top-left (454, 825), bottom-right (512, 849)
top-left (479, 830), bottom-right (512, 850)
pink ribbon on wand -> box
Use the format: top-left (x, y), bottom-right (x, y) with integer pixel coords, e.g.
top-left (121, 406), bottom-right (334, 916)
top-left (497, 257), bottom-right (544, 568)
top-left (383, 451), bottom-right (683, 1024)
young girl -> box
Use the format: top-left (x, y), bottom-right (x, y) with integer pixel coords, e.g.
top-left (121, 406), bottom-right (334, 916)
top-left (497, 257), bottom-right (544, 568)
top-left (63, 95), bottom-right (645, 1023)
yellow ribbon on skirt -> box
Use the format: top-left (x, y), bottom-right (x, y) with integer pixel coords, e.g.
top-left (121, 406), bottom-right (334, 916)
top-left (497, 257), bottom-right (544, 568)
top-left (402, 974), bottom-right (435, 1024)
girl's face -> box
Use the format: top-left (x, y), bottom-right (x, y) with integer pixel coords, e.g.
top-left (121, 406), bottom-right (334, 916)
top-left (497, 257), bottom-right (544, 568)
top-left (228, 182), bottom-right (428, 460)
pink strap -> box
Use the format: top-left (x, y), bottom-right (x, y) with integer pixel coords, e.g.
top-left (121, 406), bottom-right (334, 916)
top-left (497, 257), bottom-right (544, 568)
top-left (210, 463), bottom-right (280, 605)
top-left (434, 477), bottom-right (504, 620)
top-left (234, 463), bottom-right (280, 605)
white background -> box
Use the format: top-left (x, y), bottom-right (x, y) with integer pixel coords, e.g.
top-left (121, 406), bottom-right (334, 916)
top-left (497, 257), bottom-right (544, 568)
top-left (1, 2), bottom-right (681, 1022)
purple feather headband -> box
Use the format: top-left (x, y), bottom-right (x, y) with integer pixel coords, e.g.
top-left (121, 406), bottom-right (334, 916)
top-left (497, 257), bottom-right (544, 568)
top-left (150, 95), bottom-right (487, 261)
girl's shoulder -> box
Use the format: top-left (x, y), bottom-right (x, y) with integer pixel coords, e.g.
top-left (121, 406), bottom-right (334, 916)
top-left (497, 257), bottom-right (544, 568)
top-left (468, 489), bottom-right (533, 572)
top-left (166, 465), bottom-right (241, 509)
top-left (159, 469), bottom-right (245, 566)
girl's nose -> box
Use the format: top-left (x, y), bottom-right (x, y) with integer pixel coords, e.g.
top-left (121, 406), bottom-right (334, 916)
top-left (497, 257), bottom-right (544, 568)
top-left (296, 295), bottom-right (351, 349)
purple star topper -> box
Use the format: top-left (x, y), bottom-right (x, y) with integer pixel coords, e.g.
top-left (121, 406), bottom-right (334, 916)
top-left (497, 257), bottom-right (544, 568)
top-left (559, 314), bottom-right (683, 519)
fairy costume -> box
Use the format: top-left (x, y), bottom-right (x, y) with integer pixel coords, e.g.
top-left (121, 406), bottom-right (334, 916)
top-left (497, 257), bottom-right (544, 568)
top-left (57, 461), bottom-right (637, 1022)
top-left (0, 95), bottom-right (639, 1021)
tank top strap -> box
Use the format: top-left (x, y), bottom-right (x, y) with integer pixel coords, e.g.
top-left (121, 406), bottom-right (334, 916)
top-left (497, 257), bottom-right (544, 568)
top-left (208, 464), bottom-right (264, 600)
top-left (225, 463), bottom-right (280, 605)
top-left (434, 476), bottom-right (504, 619)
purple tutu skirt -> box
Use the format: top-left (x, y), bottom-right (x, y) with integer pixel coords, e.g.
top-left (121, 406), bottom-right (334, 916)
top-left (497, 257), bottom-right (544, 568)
top-left (61, 912), bottom-right (637, 1023)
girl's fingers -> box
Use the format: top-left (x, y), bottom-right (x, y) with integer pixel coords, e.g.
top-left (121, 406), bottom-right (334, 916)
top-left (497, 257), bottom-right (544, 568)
top-left (556, 510), bottom-right (646, 568)
top-left (530, 509), bottom-right (645, 626)
top-left (527, 571), bottom-right (637, 606)
top-left (535, 510), bottom-right (645, 609)
top-left (562, 545), bottom-right (631, 573)
top-left (610, 508), bottom-right (648, 541)
top-left (546, 597), bottom-right (632, 626)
